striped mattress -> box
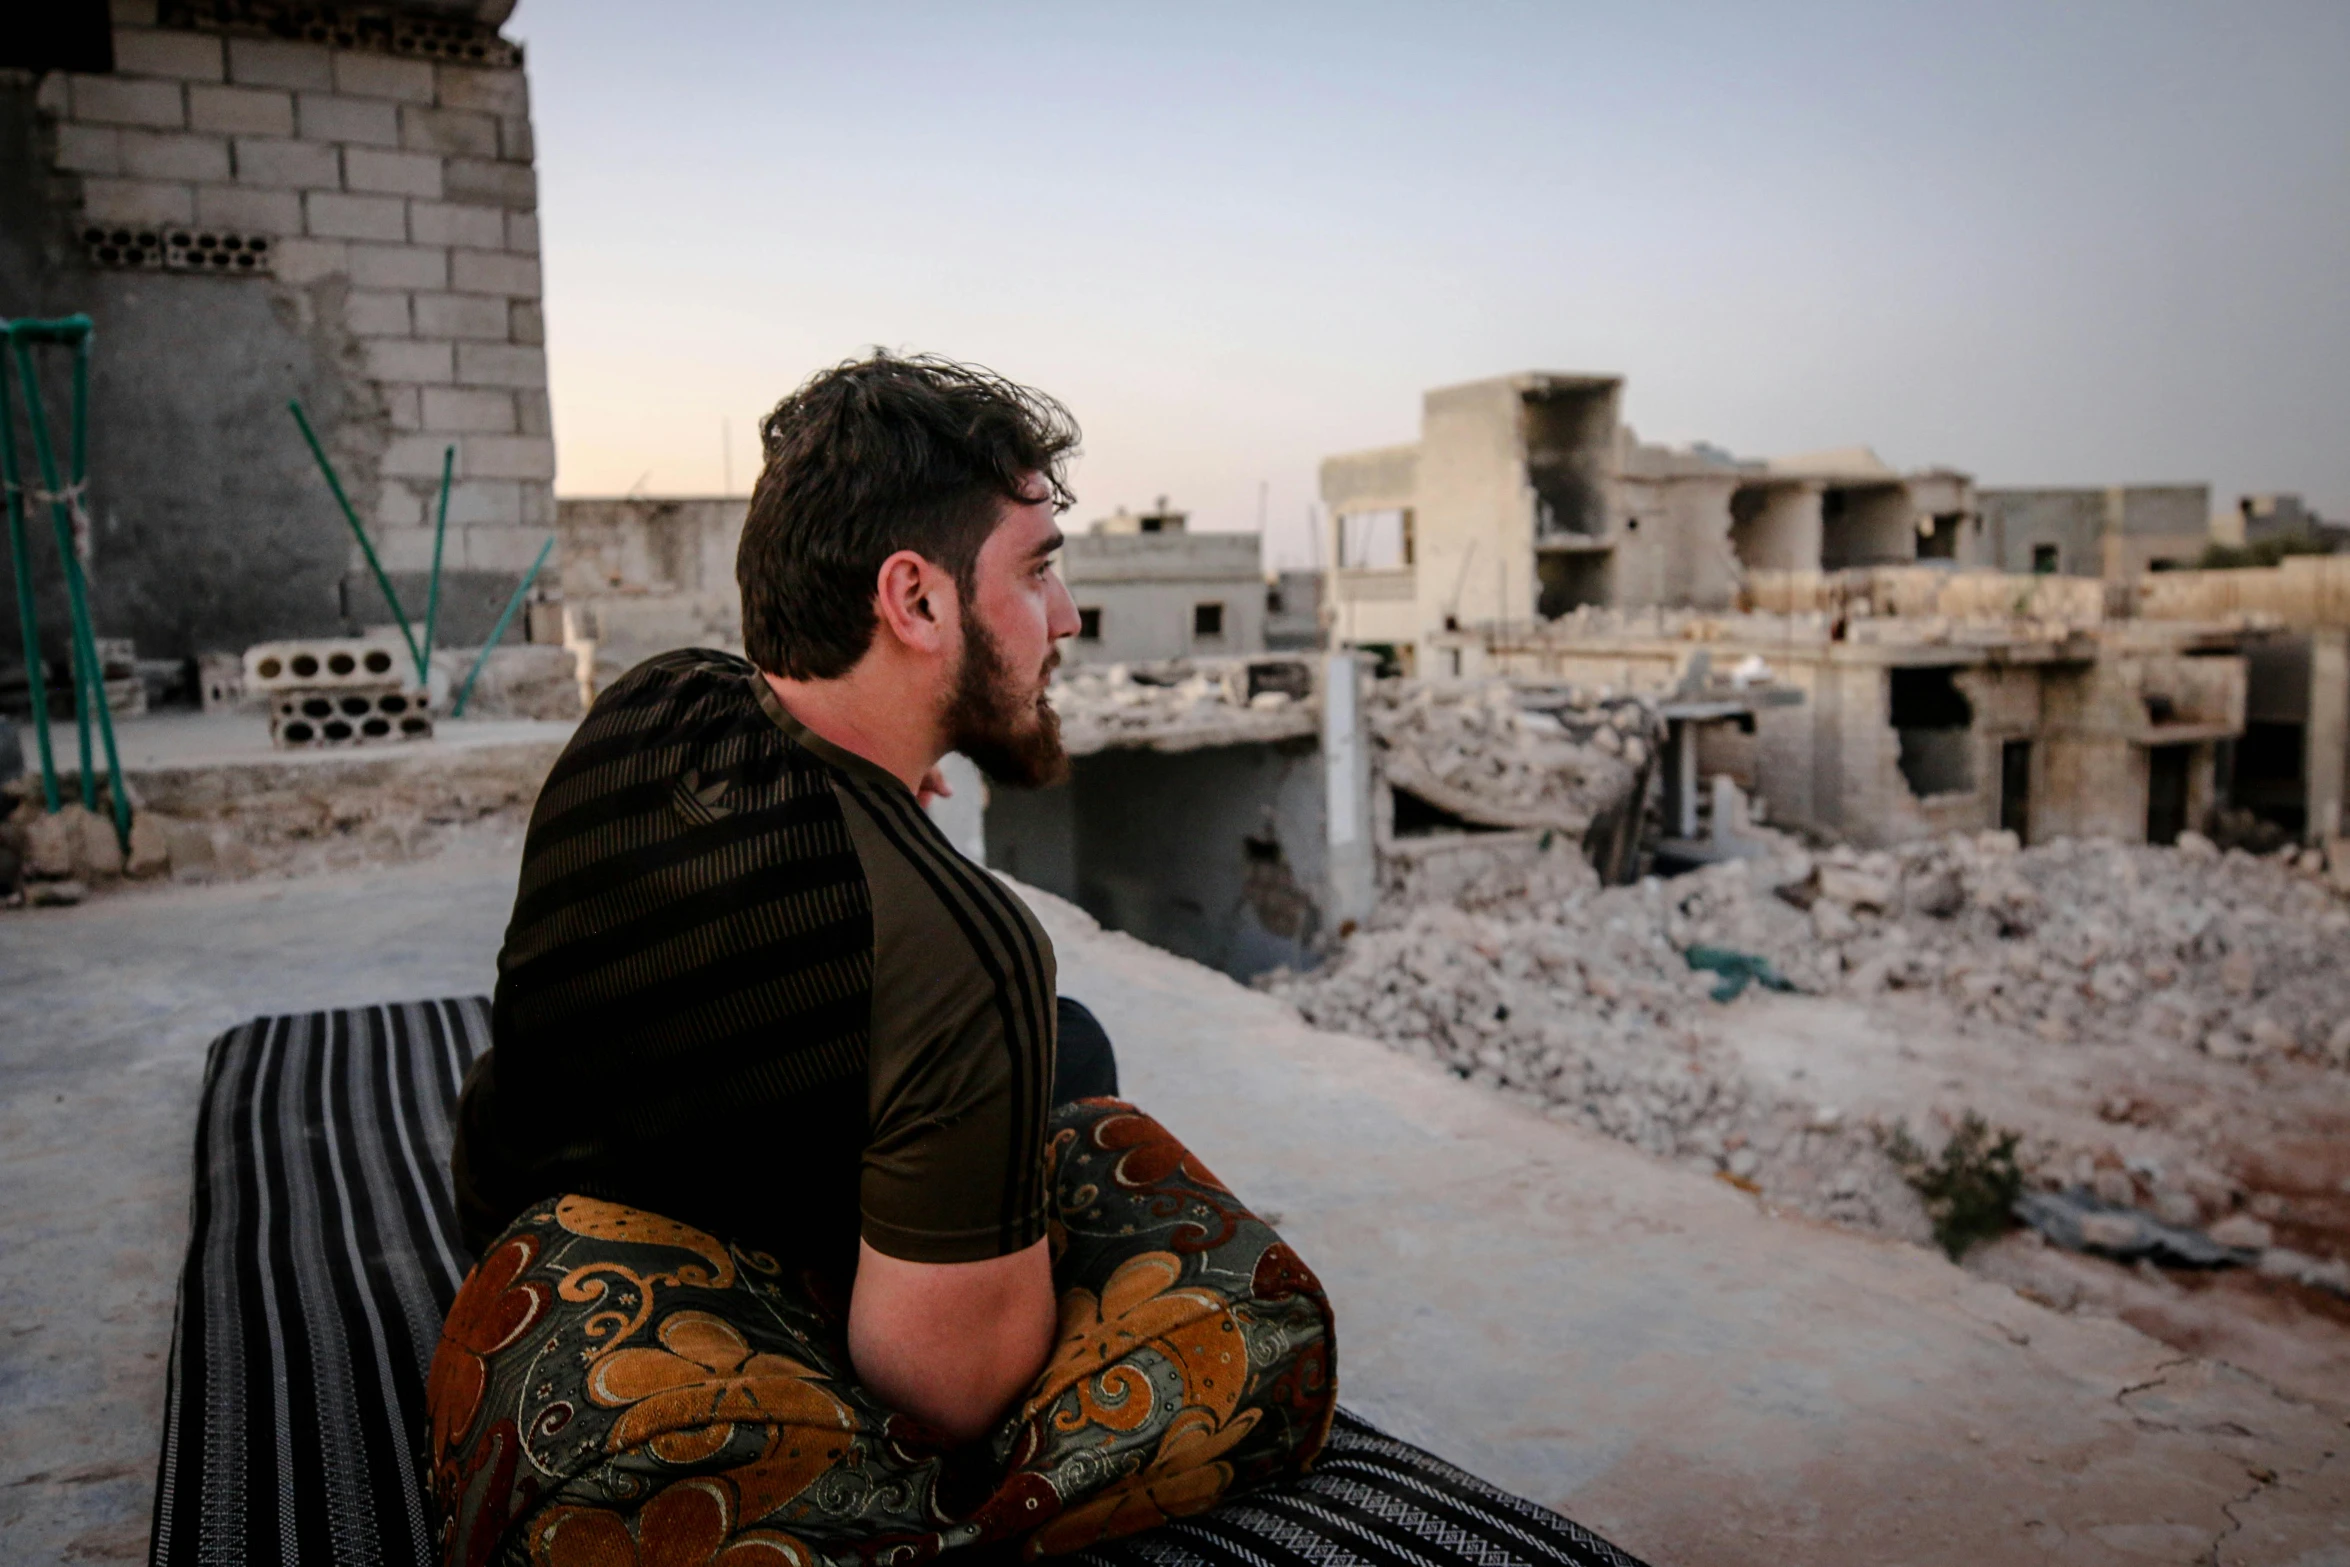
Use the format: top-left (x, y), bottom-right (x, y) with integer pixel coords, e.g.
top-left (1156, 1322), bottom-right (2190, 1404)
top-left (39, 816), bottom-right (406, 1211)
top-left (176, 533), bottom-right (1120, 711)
top-left (149, 999), bottom-right (1649, 1567)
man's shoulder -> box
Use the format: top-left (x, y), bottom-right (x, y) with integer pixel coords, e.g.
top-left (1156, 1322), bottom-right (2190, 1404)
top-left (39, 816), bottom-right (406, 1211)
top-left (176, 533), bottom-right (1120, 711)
top-left (831, 772), bottom-right (1055, 1004)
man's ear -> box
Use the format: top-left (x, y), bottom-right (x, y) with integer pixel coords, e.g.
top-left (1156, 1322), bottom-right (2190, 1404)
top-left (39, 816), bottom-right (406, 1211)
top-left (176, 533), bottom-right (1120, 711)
top-left (873, 549), bottom-right (957, 656)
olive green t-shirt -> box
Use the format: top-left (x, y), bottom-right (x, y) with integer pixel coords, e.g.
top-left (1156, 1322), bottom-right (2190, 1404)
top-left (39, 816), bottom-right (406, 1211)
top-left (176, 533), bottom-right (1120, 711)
top-left (450, 649), bottom-right (1057, 1282)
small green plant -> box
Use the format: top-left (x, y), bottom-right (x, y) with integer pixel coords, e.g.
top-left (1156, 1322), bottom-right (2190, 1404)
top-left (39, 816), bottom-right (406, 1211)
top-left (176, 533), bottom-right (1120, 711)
top-left (1881, 1112), bottom-right (2024, 1261)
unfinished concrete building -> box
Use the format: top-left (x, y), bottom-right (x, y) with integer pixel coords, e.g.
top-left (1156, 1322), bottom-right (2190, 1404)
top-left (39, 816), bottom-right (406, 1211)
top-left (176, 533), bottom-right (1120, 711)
top-left (1979, 485), bottom-right (2212, 579)
top-left (3, 1), bottom-right (554, 669)
top-left (1320, 372), bottom-right (1982, 672)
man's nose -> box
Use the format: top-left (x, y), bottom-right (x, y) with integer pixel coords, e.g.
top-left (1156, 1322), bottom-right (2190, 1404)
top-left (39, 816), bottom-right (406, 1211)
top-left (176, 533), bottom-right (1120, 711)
top-left (1044, 569), bottom-right (1081, 641)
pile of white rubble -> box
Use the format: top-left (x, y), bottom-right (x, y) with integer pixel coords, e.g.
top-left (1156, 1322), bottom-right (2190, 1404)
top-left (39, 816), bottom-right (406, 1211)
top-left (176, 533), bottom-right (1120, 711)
top-left (1264, 827), bottom-right (2350, 1244)
top-left (1367, 679), bottom-right (1658, 836)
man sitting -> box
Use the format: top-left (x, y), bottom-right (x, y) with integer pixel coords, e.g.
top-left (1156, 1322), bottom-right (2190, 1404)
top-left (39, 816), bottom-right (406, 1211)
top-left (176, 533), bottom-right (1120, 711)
top-left (435, 355), bottom-right (1332, 1566)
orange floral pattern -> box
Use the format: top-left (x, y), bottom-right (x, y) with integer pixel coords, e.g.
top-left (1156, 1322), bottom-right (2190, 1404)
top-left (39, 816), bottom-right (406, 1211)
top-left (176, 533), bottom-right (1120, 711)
top-left (427, 1100), bottom-right (1335, 1565)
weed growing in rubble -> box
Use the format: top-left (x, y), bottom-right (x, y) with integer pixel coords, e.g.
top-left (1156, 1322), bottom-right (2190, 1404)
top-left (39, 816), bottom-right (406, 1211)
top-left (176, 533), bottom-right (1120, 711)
top-left (1881, 1113), bottom-right (2024, 1261)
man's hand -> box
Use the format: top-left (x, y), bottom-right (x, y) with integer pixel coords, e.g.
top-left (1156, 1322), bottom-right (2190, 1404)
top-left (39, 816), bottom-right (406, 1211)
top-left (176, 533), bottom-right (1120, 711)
top-left (847, 1235), bottom-right (1056, 1446)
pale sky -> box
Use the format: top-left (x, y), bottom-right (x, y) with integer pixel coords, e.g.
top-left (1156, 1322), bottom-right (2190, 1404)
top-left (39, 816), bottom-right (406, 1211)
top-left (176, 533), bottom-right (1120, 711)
top-left (514, 2), bottom-right (2349, 568)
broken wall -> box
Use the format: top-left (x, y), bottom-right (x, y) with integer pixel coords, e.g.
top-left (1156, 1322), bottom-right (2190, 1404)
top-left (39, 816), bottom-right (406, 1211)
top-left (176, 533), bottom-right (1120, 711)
top-left (1612, 472), bottom-right (1740, 610)
top-left (983, 737), bottom-right (1329, 979)
top-left (1, 8), bottom-right (552, 669)
top-left (556, 496), bottom-right (745, 685)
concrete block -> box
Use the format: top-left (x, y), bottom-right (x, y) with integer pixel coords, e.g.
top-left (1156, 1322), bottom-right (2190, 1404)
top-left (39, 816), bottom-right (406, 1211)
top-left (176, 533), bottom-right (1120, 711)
top-left (380, 431), bottom-right (459, 480)
top-left (463, 434), bottom-right (556, 482)
top-left (370, 477), bottom-right (427, 529)
top-left (515, 388), bottom-right (551, 436)
top-left (450, 247), bottom-right (537, 296)
top-left (54, 124), bottom-right (122, 175)
top-left (125, 812), bottom-right (170, 877)
top-left (344, 288), bottom-right (411, 336)
top-left (504, 210), bottom-right (538, 254)
top-left (435, 65), bottom-right (527, 116)
top-left (406, 199), bottom-right (503, 248)
top-left (232, 135), bottom-right (337, 189)
top-left (110, 27), bottom-right (224, 82)
top-left (496, 114), bottom-right (533, 163)
top-left (343, 145), bottom-right (442, 199)
top-left (466, 522), bottom-right (553, 572)
top-left (245, 637), bottom-right (408, 691)
top-left (442, 156), bottom-right (533, 209)
top-left (79, 176), bottom-right (194, 225)
top-left (455, 341), bottom-right (546, 389)
top-left (382, 381), bottom-right (423, 431)
top-left (332, 51), bottom-right (435, 104)
top-left (188, 83), bottom-right (295, 137)
top-left (270, 236), bottom-right (348, 282)
top-left (195, 182), bottom-right (300, 232)
top-left (70, 74), bottom-right (186, 128)
top-left (369, 523), bottom-right (439, 571)
top-left (228, 37), bottom-right (332, 91)
top-left (35, 73), bottom-right (70, 116)
top-left (441, 478), bottom-right (523, 526)
top-left (296, 92), bottom-right (400, 147)
top-left (361, 336), bottom-right (453, 384)
top-left (306, 190), bottom-right (407, 242)
top-left (414, 290), bottom-right (509, 340)
top-left (119, 128), bottom-right (230, 182)
top-left (400, 104), bottom-right (497, 157)
top-left (509, 300), bottom-right (544, 346)
top-left (518, 484), bottom-right (554, 527)
top-left (347, 241), bottom-right (447, 289)
top-left (110, 0), bottom-right (161, 24)
top-left (270, 684), bottom-right (435, 748)
top-left (421, 386), bottom-right (516, 434)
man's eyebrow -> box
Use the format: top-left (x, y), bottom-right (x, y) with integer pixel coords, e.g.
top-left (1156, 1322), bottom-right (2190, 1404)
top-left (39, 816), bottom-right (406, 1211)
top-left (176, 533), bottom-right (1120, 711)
top-left (1032, 529), bottom-right (1066, 559)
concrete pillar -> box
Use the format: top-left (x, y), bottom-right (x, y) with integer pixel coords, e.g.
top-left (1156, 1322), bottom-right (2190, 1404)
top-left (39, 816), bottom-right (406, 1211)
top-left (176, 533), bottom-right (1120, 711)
top-left (2307, 629), bottom-right (2348, 844)
top-left (1321, 651), bottom-right (1376, 928)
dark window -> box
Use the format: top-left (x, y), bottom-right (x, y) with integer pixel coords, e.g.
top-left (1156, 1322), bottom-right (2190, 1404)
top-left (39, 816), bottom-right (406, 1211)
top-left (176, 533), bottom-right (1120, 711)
top-left (2, 0), bottom-right (111, 71)
top-left (2147, 745), bottom-right (2192, 845)
top-left (1193, 602), bottom-right (1224, 638)
top-left (1266, 588), bottom-right (1285, 614)
top-left (2000, 739), bottom-right (2032, 843)
top-left (2031, 543), bottom-right (2059, 575)
top-left (1077, 607), bottom-right (1102, 640)
top-left (1890, 666), bottom-right (1974, 797)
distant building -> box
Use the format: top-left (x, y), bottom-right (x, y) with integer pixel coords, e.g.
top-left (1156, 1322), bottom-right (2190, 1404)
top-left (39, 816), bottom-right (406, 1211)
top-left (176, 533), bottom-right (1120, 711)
top-left (1263, 568), bottom-right (1324, 651)
top-left (1060, 501), bottom-right (1267, 664)
top-left (1319, 371), bottom-right (1982, 670)
top-left (1978, 486), bottom-right (2212, 578)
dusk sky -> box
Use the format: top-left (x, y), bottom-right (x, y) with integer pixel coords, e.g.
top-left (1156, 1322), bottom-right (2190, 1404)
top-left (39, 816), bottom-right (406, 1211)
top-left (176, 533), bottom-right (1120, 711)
top-left (513, 2), bottom-right (2349, 567)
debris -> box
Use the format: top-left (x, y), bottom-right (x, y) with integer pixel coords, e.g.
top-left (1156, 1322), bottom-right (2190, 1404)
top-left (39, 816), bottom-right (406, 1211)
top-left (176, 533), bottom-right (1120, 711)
top-left (2012, 1189), bottom-right (2252, 1269)
top-left (1882, 1113), bottom-right (2023, 1260)
top-left (1685, 945), bottom-right (1794, 1003)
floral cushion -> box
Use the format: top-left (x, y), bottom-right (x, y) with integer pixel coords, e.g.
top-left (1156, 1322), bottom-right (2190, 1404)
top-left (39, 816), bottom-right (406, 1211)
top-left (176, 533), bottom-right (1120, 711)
top-left (428, 1099), bottom-right (1338, 1566)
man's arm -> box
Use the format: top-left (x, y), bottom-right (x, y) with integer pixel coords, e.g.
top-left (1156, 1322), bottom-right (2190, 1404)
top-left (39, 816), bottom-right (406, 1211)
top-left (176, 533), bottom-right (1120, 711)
top-left (847, 1235), bottom-right (1057, 1444)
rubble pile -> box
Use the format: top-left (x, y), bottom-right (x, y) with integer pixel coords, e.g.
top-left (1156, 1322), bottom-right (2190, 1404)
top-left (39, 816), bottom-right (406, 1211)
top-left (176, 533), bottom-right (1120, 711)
top-left (1049, 658), bottom-right (1318, 755)
top-left (1266, 828), bottom-right (2350, 1243)
top-left (1369, 680), bottom-right (1658, 836)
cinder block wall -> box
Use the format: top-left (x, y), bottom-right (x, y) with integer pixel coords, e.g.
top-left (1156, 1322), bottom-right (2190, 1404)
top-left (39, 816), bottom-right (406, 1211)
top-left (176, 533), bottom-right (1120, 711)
top-left (1, 0), bottom-right (552, 664)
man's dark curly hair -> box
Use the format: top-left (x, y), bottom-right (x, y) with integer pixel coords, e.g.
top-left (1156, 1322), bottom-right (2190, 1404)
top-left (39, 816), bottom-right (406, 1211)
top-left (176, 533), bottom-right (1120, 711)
top-left (737, 351), bottom-right (1080, 680)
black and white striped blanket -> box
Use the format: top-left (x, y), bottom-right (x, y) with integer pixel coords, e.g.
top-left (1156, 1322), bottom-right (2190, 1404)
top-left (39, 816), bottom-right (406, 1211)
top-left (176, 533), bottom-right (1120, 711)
top-left (150, 1000), bottom-right (1649, 1567)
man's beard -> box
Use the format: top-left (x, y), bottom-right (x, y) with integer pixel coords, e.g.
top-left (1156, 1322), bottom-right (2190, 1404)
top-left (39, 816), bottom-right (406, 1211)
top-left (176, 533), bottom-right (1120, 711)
top-left (946, 615), bottom-right (1069, 789)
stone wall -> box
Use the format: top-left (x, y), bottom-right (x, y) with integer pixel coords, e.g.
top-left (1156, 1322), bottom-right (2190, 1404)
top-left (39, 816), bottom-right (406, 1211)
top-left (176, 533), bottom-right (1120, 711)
top-left (1, 0), bottom-right (551, 666)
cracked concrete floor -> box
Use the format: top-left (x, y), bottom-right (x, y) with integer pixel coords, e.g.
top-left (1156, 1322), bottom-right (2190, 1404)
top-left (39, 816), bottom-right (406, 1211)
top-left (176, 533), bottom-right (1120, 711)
top-left (4, 841), bottom-right (2347, 1565)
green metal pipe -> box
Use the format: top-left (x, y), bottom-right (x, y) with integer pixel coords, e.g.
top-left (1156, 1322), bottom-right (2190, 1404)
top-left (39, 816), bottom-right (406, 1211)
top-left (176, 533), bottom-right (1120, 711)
top-left (0, 332), bottom-right (61, 811)
top-left (288, 399), bottom-right (425, 680)
top-left (11, 328), bottom-right (131, 851)
top-left (452, 534), bottom-right (553, 719)
top-left (422, 444), bottom-right (453, 684)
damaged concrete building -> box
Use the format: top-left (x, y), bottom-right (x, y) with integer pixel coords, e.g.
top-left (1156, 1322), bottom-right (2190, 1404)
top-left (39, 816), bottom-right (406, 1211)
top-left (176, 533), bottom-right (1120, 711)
top-left (1320, 372), bottom-right (1984, 669)
top-left (1317, 372), bottom-right (2288, 849)
top-left (3, 0), bottom-right (555, 667)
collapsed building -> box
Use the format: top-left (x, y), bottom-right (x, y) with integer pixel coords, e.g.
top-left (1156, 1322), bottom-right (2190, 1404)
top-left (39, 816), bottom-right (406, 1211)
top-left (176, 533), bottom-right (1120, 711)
top-left (1317, 370), bottom-right (2344, 850)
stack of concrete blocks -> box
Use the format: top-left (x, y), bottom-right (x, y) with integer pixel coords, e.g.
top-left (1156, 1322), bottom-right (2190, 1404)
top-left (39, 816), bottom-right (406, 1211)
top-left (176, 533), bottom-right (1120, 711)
top-left (36, 1), bottom-right (555, 627)
top-left (245, 637), bottom-right (433, 748)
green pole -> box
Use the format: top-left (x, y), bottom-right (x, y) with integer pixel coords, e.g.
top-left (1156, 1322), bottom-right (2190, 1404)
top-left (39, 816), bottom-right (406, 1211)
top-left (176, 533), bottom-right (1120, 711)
top-left (11, 328), bottom-right (131, 851)
top-left (452, 535), bottom-right (553, 718)
top-left (0, 330), bottom-right (61, 811)
top-left (422, 444), bottom-right (453, 684)
top-left (287, 399), bottom-right (425, 681)
top-left (10, 333), bottom-right (92, 812)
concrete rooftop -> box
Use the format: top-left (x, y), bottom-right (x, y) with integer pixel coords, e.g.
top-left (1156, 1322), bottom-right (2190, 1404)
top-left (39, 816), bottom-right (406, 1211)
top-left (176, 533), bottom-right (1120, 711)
top-left (2, 844), bottom-right (2346, 1564)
